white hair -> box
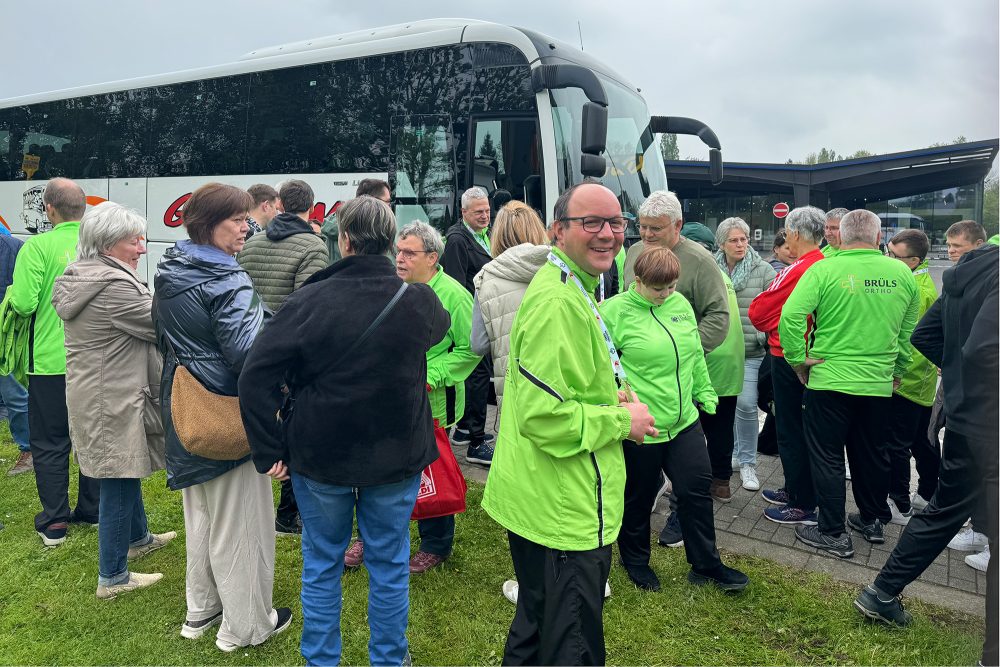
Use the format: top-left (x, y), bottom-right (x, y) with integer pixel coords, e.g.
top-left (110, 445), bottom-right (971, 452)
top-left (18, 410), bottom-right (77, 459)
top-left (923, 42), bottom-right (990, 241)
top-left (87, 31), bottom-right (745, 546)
top-left (715, 217), bottom-right (750, 247)
top-left (398, 221), bottom-right (445, 257)
top-left (77, 201), bottom-right (146, 260)
top-left (784, 206), bottom-right (826, 244)
top-left (638, 190), bottom-right (683, 224)
top-left (826, 207), bottom-right (849, 222)
top-left (461, 187), bottom-right (489, 209)
top-left (840, 209), bottom-right (880, 246)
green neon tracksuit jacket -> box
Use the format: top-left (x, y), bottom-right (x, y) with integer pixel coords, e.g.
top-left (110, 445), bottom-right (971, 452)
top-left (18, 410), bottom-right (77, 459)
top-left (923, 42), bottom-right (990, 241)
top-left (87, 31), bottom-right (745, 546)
top-left (426, 267), bottom-right (481, 428)
top-left (9, 222), bottom-right (80, 375)
top-left (482, 248), bottom-right (632, 551)
top-left (600, 286), bottom-right (718, 443)
top-left (779, 248), bottom-right (920, 397)
top-left (705, 272), bottom-right (745, 396)
top-left (895, 261), bottom-right (939, 406)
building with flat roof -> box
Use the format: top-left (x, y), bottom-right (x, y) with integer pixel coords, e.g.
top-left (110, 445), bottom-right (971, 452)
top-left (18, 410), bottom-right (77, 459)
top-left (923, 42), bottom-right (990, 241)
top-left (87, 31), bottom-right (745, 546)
top-left (665, 139), bottom-right (998, 253)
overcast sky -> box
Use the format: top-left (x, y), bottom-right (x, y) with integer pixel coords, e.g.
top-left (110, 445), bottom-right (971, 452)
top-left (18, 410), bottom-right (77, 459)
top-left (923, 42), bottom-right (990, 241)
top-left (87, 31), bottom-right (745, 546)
top-left (3, 0), bottom-right (997, 164)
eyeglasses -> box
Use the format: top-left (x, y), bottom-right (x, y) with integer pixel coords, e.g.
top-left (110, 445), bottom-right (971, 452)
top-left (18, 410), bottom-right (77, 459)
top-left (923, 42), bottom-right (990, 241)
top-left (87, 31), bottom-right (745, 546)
top-left (560, 214), bottom-right (635, 233)
top-left (396, 248), bottom-right (432, 260)
top-left (887, 250), bottom-right (918, 260)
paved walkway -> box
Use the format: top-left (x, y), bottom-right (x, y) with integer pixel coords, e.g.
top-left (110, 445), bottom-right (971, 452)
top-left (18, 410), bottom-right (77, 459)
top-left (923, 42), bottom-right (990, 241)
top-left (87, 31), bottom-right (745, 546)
top-left (457, 406), bottom-right (987, 618)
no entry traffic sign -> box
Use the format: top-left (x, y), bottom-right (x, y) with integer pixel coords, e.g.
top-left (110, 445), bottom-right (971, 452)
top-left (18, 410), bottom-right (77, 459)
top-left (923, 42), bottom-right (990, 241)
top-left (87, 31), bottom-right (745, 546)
top-left (773, 202), bottom-right (790, 219)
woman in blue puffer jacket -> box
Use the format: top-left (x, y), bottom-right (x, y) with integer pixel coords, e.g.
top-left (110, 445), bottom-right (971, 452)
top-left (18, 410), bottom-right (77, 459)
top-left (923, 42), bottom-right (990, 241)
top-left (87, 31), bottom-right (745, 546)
top-left (153, 183), bottom-right (291, 654)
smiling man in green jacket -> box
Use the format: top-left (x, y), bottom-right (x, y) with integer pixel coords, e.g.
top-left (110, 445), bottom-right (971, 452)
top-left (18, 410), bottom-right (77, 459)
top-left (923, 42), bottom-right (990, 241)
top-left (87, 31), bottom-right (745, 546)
top-left (780, 209), bottom-right (919, 560)
top-left (9, 178), bottom-right (100, 546)
top-left (482, 182), bottom-right (656, 666)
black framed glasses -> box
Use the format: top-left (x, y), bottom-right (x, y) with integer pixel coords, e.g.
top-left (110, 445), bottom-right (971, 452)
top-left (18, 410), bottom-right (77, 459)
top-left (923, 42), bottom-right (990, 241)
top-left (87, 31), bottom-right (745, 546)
top-left (887, 250), bottom-right (918, 260)
top-left (560, 213), bottom-right (635, 233)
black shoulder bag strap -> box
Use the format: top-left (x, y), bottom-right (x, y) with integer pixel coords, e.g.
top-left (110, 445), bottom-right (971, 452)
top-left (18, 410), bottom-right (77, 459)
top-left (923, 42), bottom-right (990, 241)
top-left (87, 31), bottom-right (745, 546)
top-left (340, 282), bottom-right (409, 360)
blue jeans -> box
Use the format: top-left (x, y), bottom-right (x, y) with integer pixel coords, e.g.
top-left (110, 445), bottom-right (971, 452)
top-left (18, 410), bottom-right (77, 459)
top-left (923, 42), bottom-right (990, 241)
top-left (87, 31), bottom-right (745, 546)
top-left (733, 356), bottom-right (763, 466)
top-left (292, 472), bottom-right (421, 666)
top-left (0, 372), bottom-right (30, 451)
top-left (98, 478), bottom-right (151, 586)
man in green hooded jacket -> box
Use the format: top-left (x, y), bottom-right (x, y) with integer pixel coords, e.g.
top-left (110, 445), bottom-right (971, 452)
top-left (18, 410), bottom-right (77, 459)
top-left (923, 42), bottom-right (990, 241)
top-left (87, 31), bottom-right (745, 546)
top-left (483, 182), bottom-right (656, 665)
top-left (883, 229), bottom-right (940, 523)
top-left (780, 209), bottom-right (919, 559)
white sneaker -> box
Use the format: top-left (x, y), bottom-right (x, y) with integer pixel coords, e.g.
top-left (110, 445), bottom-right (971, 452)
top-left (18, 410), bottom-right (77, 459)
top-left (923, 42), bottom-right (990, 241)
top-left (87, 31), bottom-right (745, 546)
top-left (965, 545), bottom-right (990, 572)
top-left (502, 580), bottom-right (518, 604)
top-left (845, 461), bottom-right (851, 480)
top-left (887, 499), bottom-right (912, 526)
top-left (740, 465), bottom-right (760, 491)
top-left (910, 493), bottom-right (930, 511)
top-left (96, 572), bottom-right (163, 599)
top-left (948, 526), bottom-right (989, 552)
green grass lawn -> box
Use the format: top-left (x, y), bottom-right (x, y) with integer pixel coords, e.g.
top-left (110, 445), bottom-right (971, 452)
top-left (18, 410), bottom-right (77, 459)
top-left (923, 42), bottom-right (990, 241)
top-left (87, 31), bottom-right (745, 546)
top-left (0, 428), bottom-right (984, 666)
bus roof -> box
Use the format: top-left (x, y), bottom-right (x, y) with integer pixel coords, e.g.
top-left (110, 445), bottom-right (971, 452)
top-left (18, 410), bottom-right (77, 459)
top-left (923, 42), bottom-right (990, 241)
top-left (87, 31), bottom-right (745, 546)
top-left (0, 19), bottom-right (637, 110)
top-left (0, 19), bottom-right (530, 108)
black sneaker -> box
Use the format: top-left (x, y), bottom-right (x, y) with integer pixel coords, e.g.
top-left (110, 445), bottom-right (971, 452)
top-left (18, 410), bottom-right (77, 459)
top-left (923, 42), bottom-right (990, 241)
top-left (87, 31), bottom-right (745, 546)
top-left (38, 521), bottom-right (68, 547)
top-left (847, 513), bottom-right (885, 544)
top-left (181, 610), bottom-right (224, 639)
top-left (466, 441), bottom-right (494, 466)
top-left (795, 524), bottom-right (855, 558)
top-left (854, 584), bottom-right (913, 626)
top-left (688, 564), bottom-right (749, 592)
top-left (450, 428), bottom-right (472, 445)
top-left (623, 563), bottom-right (661, 591)
top-left (275, 516), bottom-right (302, 536)
top-left (657, 511), bottom-right (684, 547)
top-left (272, 607), bottom-right (293, 636)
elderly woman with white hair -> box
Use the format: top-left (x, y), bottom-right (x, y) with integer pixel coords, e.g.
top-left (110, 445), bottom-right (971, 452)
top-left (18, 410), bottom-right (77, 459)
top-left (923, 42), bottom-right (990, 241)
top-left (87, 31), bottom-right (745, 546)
top-left (714, 217), bottom-right (776, 492)
top-left (52, 201), bottom-right (175, 600)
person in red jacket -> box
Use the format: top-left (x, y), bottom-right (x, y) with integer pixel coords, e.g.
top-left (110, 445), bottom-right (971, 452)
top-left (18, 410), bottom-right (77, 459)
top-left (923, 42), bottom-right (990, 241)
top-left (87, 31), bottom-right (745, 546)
top-left (747, 206), bottom-right (826, 525)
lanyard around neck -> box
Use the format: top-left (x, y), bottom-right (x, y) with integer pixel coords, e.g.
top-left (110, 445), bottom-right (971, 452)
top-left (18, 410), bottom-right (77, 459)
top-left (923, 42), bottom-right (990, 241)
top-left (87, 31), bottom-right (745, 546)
top-left (547, 252), bottom-right (630, 394)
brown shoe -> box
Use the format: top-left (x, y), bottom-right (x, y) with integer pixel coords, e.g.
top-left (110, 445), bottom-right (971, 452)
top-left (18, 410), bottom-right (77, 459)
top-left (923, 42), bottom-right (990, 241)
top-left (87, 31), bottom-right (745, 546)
top-left (710, 478), bottom-right (732, 503)
top-left (344, 540), bottom-right (364, 569)
top-left (409, 551), bottom-right (446, 574)
top-left (8, 451), bottom-right (33, 477)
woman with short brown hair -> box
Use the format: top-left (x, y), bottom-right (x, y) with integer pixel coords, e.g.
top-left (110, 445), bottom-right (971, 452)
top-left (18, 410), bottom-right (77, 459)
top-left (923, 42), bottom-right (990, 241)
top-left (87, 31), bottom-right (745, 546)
top-left (153, 182), bottom-right (290, 653)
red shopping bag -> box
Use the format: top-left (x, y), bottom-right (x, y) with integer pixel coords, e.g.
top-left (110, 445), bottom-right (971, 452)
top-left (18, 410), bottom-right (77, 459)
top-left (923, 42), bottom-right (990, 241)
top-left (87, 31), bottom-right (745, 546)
top-left (411, 421), bottom-right (467, 520)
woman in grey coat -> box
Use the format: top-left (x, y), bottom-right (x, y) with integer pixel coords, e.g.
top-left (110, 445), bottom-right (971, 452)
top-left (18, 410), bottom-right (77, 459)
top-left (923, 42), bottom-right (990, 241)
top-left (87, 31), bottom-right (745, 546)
top-left (714, 217), bottom-right (776, 492)
top-left (52, 202), bottom-right (175, 600)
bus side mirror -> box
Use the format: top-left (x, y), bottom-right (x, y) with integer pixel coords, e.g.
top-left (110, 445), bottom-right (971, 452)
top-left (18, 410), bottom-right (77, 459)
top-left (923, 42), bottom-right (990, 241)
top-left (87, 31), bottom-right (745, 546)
top-left (580, 154), bottom-right (607, 178)
top-left (581, 102), bottom-right (607, 155)
top-left (709, 148), bottom-right (723, 185)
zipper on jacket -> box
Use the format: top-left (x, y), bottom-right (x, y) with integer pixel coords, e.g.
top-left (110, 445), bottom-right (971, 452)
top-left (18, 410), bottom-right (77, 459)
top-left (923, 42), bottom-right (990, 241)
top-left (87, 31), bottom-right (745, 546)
top-left (590, 452), bottom-right (605, 547)
top-left (650, 308), bottom-right (682, 439)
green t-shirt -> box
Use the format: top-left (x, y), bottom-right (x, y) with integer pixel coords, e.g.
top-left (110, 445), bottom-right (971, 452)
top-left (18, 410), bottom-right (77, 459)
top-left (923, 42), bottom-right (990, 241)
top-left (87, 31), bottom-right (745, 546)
top-left (779, 248), bottom-right (920, 396)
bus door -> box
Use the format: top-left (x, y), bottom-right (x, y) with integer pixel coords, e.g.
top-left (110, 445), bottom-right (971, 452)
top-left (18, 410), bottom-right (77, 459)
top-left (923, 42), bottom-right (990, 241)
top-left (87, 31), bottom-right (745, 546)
top-left (468, 115), bottom-right (543, 218)
top-left (390, 114), bottom-right (457, 233)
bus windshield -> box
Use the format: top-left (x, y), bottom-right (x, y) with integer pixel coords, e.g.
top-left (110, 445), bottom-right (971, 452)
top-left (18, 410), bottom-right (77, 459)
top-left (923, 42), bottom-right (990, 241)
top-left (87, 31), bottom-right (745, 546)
top-left (549, 76), bottom-right (668, 217)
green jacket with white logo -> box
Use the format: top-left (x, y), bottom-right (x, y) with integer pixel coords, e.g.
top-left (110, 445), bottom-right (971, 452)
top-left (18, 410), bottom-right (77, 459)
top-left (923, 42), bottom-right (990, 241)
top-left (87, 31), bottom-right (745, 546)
top-left (482, 248), bottom-right (631, 551)
top-left (9, 222), bottom-right (80, 375)
top-left (895, 261), bottom-right (939, 406)
top-left (601, 286), bottom-right (717, 443)
top-left (779, 248), bottom-right (920, 397)
top-left (425, 268), bottom-right (481, 428)
top-left (705, 272), bottom-right (745, 396)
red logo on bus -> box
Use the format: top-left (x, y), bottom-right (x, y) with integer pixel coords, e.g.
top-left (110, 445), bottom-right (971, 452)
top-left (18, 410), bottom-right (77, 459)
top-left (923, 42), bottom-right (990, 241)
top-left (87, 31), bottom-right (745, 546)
top-left (164, 193), bottom-right (342, 228)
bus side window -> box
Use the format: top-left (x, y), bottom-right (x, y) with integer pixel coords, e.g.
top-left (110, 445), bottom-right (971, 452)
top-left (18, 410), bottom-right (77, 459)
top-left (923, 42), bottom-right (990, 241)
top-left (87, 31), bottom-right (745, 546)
top-left (469, 117), bottom-right (542, 212)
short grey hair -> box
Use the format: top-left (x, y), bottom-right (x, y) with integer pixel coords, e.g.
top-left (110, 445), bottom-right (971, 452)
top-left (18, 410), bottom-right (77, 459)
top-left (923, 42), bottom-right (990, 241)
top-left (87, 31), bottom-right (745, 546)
top-left (715, 217), bottom-right (750, 247)
top-left (784, 206), bottom-right (826, 245)
top-left (337, 195), bottom-right (396, 256)
top-left (840, 209), bottom-right (880, 246)
top-left (461, 187), bottom-right (489, 209)
top-left (638, 190), bottom-right (683, 224)
top-left (398, 221), bottom-right (444, 257)
top-left (826, 207), bottom-right (849, 222)
top-left (77, 201), bottom-right (146, 260)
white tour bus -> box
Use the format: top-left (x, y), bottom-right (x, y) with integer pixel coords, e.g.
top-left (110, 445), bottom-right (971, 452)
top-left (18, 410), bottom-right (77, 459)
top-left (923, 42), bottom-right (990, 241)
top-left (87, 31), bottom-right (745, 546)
top-left (0, 19), bottom-right (722, 285)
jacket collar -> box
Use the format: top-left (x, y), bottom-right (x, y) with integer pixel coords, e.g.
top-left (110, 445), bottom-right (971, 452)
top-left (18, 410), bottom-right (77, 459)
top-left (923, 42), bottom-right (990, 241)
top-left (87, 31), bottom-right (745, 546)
top-left (551, 247), bottom-right (599, 292)
top-left (301, 253), bottom-right (396, 288)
